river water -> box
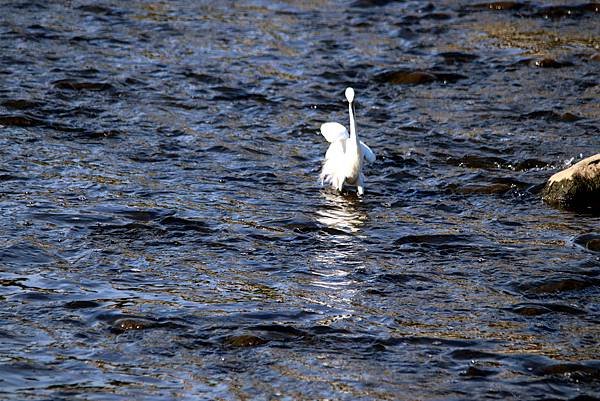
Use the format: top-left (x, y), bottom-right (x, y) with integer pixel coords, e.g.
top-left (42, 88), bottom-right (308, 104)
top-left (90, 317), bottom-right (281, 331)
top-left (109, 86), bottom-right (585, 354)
top-left (1, 1), bottom-right (599, 400)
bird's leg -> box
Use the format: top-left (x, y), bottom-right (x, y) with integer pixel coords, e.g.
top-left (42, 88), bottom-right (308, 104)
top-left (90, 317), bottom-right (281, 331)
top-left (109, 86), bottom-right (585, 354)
top-left (357, 173), bottom-right (365, 196)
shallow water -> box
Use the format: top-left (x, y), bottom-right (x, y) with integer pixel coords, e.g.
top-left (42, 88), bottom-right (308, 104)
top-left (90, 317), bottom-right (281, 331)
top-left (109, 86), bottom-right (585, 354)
top-left (1, 1), bottom-right (599, 400)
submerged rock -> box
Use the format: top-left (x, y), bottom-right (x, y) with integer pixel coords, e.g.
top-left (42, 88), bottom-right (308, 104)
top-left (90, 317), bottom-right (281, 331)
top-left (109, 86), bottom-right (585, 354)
top-left (542, 154), bottom-right (600, 210)
top-left (224, 334), bottom-right (268, 347)
top-left (376, 70), bottom-right (437, 85)
top-left (532, 58), bottom-right (574, 68)
top-left (573, 233), bottom-right (600, 253)
top-left (111, 318), bottom-right (156, 333)
top-left (375, 69), bottom-right (467, 85)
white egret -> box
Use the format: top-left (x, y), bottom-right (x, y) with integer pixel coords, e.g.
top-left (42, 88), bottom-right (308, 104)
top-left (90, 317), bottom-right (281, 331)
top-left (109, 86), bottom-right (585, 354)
top-left (319, 87), bottom-right (375, 196)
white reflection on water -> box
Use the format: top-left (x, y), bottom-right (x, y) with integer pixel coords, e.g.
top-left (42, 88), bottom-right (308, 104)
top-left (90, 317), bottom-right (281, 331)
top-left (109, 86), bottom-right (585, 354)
top-left (308, 191), bottom-right (368, 298)
top-left (315, 191), bottom-right (367, 234)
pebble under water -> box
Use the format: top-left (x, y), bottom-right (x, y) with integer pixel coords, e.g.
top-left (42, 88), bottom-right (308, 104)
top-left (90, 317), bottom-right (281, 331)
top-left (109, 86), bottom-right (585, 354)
top-left (1, 1), bottom-right (599, 400)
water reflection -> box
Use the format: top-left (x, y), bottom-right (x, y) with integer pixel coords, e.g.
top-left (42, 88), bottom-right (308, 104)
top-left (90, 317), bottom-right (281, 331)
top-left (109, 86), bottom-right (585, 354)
top-left (307, 191), bottom-right (368, 296)
top-left (315, 191), bottom-right (367, 234)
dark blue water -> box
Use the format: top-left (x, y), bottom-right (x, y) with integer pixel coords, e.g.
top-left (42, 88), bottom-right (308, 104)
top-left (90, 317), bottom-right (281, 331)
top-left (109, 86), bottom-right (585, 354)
top-left (1, 1), bottom-right (599, 400)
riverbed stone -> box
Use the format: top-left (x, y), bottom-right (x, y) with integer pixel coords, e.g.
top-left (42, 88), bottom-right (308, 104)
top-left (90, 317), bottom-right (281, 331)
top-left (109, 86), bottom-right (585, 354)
top-left (542, 154), bottom-right (600, 210)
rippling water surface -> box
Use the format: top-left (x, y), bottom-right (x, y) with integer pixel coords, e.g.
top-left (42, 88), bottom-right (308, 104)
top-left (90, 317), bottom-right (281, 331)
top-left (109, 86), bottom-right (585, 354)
top-left (1, 1), bottom-right (599, 400)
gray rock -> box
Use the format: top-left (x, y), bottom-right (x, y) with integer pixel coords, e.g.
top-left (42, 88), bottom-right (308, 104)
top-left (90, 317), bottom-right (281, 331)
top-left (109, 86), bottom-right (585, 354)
top-left (542, 153), bottom-right (600, 211)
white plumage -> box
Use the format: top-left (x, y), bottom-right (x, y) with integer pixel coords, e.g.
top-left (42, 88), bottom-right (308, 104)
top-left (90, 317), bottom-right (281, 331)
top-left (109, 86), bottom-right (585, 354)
top-left (319, 87), bottom-right (375, 196)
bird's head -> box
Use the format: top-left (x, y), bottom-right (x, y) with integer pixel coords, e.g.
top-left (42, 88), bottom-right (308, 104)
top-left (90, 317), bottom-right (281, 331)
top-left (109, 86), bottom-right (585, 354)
top-left (345, 87), bottom-right (354, 103)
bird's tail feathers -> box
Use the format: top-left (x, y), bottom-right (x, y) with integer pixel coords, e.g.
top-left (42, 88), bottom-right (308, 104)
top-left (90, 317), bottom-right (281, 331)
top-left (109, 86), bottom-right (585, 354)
top-left (320, 170), bottom-right (344, 191)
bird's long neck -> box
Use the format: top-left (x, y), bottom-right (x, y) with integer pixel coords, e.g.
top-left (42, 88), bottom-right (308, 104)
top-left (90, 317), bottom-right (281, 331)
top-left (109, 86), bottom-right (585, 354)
top-left (348, 101), bottom-right (358, 144)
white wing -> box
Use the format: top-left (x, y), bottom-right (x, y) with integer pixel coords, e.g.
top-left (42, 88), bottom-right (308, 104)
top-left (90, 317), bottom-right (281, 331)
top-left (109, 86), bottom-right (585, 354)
top-left (321, 122), bottom-right (349, 143)
top-left (325, 139), bottom-right (346, 160)
top-left (360, 141), bottom-right (375, 163)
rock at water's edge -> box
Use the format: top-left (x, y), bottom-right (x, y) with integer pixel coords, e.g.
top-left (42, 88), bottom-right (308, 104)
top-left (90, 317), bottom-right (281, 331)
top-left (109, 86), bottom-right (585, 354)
top-left (542, 153), bottom-right (600, 210)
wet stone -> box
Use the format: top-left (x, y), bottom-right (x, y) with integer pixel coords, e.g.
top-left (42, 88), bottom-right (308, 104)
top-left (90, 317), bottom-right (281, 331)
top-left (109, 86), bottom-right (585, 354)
top-left (510, 303), bottom-right (586, 316)
top-left (224, 334), bottom-right (269, 348)
top-left (376, 70), bottom-right (437, 85)
top-left (573, 234), bottom-right (600, 253)
top-left (520, 110), bottom-right (580, 123)
top-left (394, 234), bottom-right (471, 246)
top-left (532, 58), bottom-right (574, 68)
top-left (375, 69), bottom-right (465, 85)
top-left (518, 278), bottom-right (598, 295)
top-left (537, 363), bottom-right (600, 381)
top-left (533, 4), bottom-right (600, 19)
top-left (542, 154), bottom-right (600, 211)
top-left (370, 341), bottom-right (387, 352)
top-left (461, 366), bottom-right (498, 377)
top-left (511, 304), bottom-right (553, 316)
top-left (0, 174), bottom-right (26, 182)
top-left (448, 349), bottom-right (502, 361)
top-left (513, 158), bottom-right (552, 170)
top-left (438, 52), bottom-right (479, 64)
top-left (0, 115), bottom-right (45, 127)
top-left (559, 112), bottom-right (580, 122)
top-left (111, 318), bottom-right (157, 333)
top-left (159, 216), bottom-right (211, 233)
top-left (85, 130), bottom-right (122, 139)
top-left (53, 80), bottom-right (114, 91)
top-left (64, 300), bottom-right (101, 309)
top-left (1, 99), bottom-right (43, 110)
